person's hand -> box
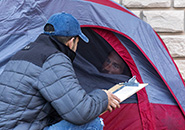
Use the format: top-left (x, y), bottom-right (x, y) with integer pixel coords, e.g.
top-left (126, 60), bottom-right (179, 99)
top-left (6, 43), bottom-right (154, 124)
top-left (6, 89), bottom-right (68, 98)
top-left (103, 90), bottom-right (121, 112)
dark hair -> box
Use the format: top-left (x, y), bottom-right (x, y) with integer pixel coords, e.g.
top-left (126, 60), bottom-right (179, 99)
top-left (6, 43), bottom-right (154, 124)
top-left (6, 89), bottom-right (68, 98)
top-left (44, 24), bottom-right (55, 32)
top-left (56, 36), bottom-right (74, 44)
top-left (44, 23), bottom-right (78, 44)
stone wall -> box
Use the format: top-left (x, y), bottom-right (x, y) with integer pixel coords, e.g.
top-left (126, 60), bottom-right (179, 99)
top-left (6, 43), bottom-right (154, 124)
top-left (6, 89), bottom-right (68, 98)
top-left (113, 0), bottom-right (185, 80)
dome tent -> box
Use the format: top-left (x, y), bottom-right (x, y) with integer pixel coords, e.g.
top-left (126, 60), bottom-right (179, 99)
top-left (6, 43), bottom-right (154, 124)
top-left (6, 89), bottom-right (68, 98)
top-left (0, 0), bottom-right (184, 129)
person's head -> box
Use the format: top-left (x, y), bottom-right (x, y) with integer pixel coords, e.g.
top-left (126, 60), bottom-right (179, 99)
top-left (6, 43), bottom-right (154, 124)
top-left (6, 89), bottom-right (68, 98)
top-left (44, 12), bottom-right (89, 52)
top-left (101, 51), bottom-right (126, 74)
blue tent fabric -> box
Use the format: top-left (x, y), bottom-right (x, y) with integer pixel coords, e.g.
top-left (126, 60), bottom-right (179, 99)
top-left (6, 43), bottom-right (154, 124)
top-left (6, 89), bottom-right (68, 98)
top-left (0, 0), bottom-right (47, 73)
top-left (0, 0), bottom-right (185, 129)
top-left (115, 33), bottom-right (178, 105)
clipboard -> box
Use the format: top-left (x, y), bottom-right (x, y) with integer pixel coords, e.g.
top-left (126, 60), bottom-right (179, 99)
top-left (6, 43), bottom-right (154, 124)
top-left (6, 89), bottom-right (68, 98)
top-left (108, 83), bottom-right (148, 102)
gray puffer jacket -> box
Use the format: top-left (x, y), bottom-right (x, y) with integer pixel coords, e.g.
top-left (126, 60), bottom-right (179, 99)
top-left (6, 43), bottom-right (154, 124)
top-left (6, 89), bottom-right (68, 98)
top-left (0, 34), bottom-right (108, 130)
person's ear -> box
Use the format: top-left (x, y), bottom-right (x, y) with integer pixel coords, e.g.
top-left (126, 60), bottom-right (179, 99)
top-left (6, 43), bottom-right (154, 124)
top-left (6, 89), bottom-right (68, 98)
top-left (66, 37), bottom-right (75, 49)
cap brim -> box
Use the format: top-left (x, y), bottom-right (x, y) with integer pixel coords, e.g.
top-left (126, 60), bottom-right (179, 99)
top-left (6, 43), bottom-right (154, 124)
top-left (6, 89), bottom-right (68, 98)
top-left (79, 32), bottom-right (89, 43)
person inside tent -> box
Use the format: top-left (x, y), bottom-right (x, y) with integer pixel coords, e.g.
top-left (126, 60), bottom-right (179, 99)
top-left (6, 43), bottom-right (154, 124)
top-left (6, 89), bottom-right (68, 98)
top-left (101, 50), bottom-right (131, 77)
top-left (0, 12), bottom-right (121, 130)
top-left (73, 28), bottom-right (132, 93)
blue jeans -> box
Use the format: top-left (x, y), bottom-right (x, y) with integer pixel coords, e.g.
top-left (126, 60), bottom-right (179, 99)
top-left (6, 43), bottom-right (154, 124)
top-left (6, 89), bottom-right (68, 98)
top-left (44, 117), bottom-right (104, 130)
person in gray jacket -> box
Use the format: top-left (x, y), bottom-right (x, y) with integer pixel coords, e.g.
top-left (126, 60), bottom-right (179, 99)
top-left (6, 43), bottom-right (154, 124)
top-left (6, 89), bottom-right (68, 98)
top-left (0, 12), bottom-right (120, 130)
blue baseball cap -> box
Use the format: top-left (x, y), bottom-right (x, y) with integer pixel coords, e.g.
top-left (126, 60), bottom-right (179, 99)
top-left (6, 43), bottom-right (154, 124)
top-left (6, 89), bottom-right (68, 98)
top-left (44, 12), bottom-right (89, 43)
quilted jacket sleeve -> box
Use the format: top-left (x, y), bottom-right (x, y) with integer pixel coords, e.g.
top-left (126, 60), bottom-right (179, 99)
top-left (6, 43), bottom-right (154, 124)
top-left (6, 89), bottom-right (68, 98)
top-left (38, 53), bottom-right (108, 125)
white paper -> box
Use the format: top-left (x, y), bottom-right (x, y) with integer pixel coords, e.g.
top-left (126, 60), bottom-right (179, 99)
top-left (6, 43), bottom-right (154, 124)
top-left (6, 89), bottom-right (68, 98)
top-left (113, 83), bottom-right (148, 102)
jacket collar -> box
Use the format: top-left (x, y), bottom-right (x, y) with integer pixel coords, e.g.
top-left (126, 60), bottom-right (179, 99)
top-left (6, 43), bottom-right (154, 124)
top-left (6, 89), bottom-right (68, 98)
top-left (49, 35), bottom-right (76, 62)
top-left (37, 34), bottom-right (76, 62)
